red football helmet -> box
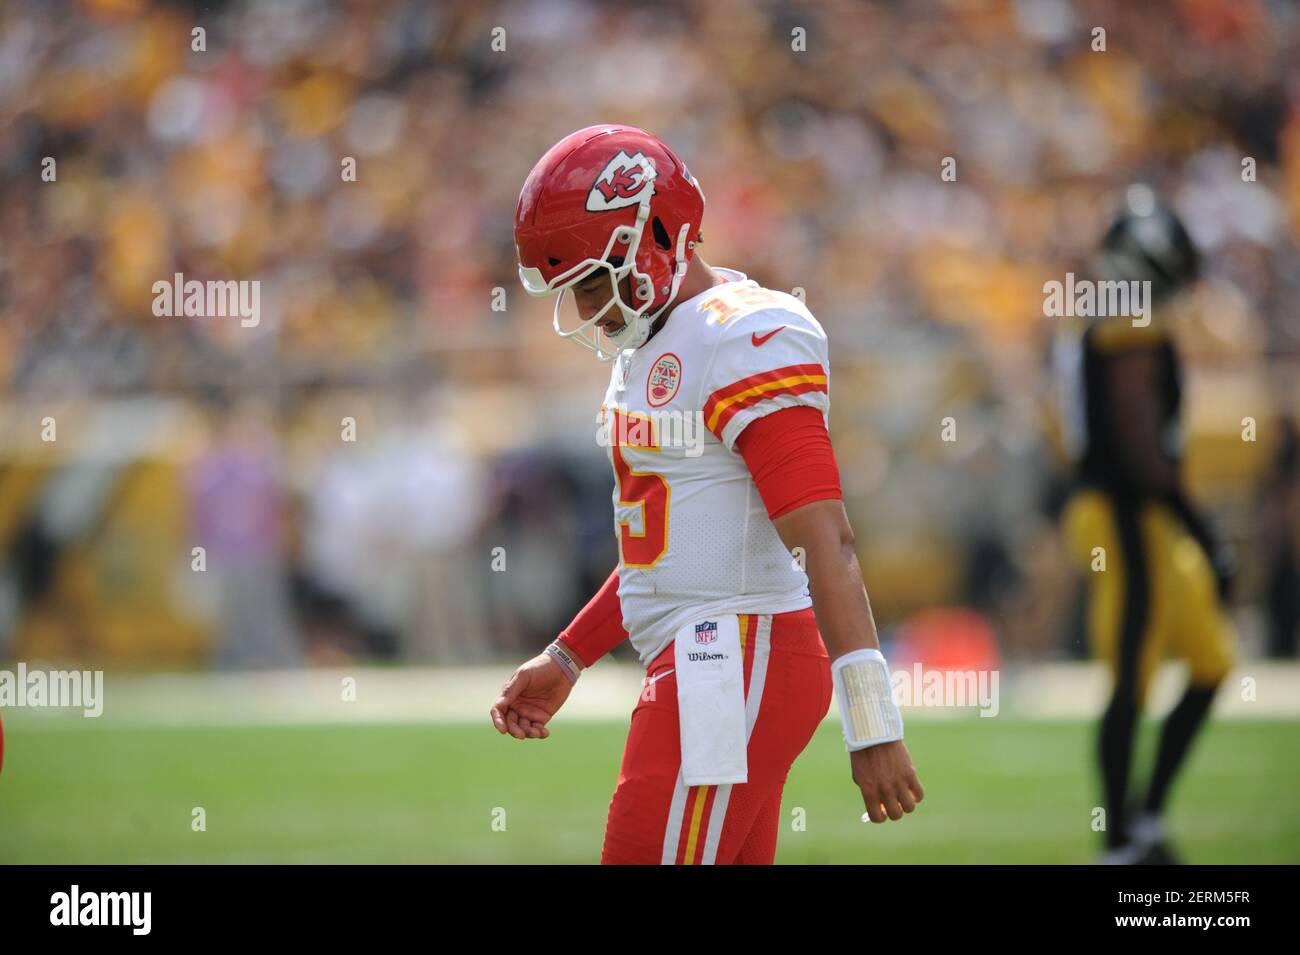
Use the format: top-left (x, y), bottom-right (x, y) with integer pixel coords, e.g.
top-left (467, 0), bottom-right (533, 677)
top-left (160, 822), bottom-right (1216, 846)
top-left (515, 125), bottom-right (706, 361)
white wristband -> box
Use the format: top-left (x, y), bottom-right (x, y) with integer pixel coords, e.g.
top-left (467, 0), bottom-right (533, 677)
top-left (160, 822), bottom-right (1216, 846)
top-left (545, 642), bottom-right (580, 685)
top-left (832, 648), bottom-right (903, 751)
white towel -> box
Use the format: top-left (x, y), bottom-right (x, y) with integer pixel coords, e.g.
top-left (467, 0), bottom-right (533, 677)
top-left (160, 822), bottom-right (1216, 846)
top-left (673, 615), bottom-right (748, 785)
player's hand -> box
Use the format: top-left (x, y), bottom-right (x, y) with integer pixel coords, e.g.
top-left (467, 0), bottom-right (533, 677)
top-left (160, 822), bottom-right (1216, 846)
top-left (490, 652), bottom-right (574, 740)
top-left (851, 739), bottom-right (924, 823)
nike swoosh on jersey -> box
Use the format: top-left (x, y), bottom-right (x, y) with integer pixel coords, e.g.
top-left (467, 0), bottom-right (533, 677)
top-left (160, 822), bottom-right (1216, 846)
top-left (751, 326), bottom-right (786, 346)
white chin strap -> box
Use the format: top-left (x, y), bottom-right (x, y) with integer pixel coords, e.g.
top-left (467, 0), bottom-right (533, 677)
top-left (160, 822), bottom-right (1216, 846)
top-left (522, 195), bottom-right (695, 363)
top-left (550, 283), bottom-right (653, 363)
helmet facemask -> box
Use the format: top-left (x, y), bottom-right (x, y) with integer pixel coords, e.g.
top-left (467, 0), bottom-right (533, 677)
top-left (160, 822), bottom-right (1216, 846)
top-left (518, 184), bottom-right (694, 363)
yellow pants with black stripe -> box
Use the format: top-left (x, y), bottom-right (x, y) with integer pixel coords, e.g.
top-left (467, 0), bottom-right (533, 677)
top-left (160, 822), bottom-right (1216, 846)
top-left (1063, 489), bottom-right (1235, 706)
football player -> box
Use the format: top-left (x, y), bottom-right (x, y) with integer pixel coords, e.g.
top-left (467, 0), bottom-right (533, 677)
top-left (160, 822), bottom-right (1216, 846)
top-left (1057, 186), bottom-right (1236, 864)
top-left (490, 125), bottom-right (923, 864)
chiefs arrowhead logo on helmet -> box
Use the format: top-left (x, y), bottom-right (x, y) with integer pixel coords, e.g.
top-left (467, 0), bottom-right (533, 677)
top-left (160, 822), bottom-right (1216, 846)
top-left (586, 150), bottom-right (657, 212)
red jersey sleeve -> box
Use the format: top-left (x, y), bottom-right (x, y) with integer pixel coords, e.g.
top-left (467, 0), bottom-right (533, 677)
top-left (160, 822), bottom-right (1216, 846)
top-left (735, 405), bottom-right (843, 519)
top-left (557, 568), bottom-right (627, 667)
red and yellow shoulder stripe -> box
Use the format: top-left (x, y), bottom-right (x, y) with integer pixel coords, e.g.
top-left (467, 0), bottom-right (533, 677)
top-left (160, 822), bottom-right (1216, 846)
top-left (703, 363), bottom-right (827, 439)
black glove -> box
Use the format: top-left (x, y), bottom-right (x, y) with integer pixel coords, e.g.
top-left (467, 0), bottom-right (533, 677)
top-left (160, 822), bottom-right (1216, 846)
top-left (1164, 490), bottom-right (1235, 604)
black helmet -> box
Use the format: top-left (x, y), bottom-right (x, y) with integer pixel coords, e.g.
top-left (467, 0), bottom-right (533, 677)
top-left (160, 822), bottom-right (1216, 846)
top-left (1093, 185), bottom-right (1200, 305)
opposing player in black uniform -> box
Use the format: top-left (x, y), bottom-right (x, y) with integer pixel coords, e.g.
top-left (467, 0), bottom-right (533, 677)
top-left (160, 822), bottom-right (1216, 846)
top-left (1059, 186), bottom-right (1236, 864)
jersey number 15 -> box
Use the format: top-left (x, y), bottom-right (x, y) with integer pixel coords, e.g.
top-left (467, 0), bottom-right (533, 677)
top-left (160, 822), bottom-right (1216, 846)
top-left (607, 408), bottom-right (670, 569)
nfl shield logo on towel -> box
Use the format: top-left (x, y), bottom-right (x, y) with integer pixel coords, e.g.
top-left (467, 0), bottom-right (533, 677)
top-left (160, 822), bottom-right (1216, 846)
top-left (694, 621), bottom-right (718, 645)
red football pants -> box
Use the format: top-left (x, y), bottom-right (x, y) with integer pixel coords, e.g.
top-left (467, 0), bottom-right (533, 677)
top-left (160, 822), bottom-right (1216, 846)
top-left (601, 608), bottom-right (832, 865)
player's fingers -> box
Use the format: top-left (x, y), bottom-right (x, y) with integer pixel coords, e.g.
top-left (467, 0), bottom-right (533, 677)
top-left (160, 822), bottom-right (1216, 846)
top-left (489, 705), bottom-right (507, 734)
top-left (860, 788), bottom-right (887, 823)
top-left (897, 785), bottom-right (917, 814)
top-left (521, 715), bottom-right (548, 739)
top-left (504, 708), bottom-right (527, 740)
top-left (883, 795), bottom-right (904, 821)
top-left (513, 703), bottom-right (552, 725)
top-left (907, 770), bottom-right (925, 803)
top-left (496, 673), bottom-right (524, 708)
top-left (490, 689), bottom-right (517, 721)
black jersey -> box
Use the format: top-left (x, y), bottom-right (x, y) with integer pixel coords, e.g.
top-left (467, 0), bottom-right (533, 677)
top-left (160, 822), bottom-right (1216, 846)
top-left (1077, 319), bottom-right (1182, 493)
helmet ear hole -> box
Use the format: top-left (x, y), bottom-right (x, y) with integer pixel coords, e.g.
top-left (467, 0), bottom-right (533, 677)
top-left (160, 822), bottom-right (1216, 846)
top-left (651, 216), bottom-right (673, 251)
top-left (548, 257), bottom-right (562, 266)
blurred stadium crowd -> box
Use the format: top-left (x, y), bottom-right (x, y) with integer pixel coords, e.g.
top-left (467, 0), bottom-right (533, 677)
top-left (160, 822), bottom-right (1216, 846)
top-left (1, 0), bottom-right (1298, 668)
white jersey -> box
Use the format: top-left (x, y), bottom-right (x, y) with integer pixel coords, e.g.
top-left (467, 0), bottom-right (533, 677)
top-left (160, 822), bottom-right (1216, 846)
top-left (599, 268), bottom-right (832, 664)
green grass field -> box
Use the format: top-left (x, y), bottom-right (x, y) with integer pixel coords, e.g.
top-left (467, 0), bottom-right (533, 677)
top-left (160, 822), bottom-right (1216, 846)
top-left (3, 715), bottom-right (1298, 863)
